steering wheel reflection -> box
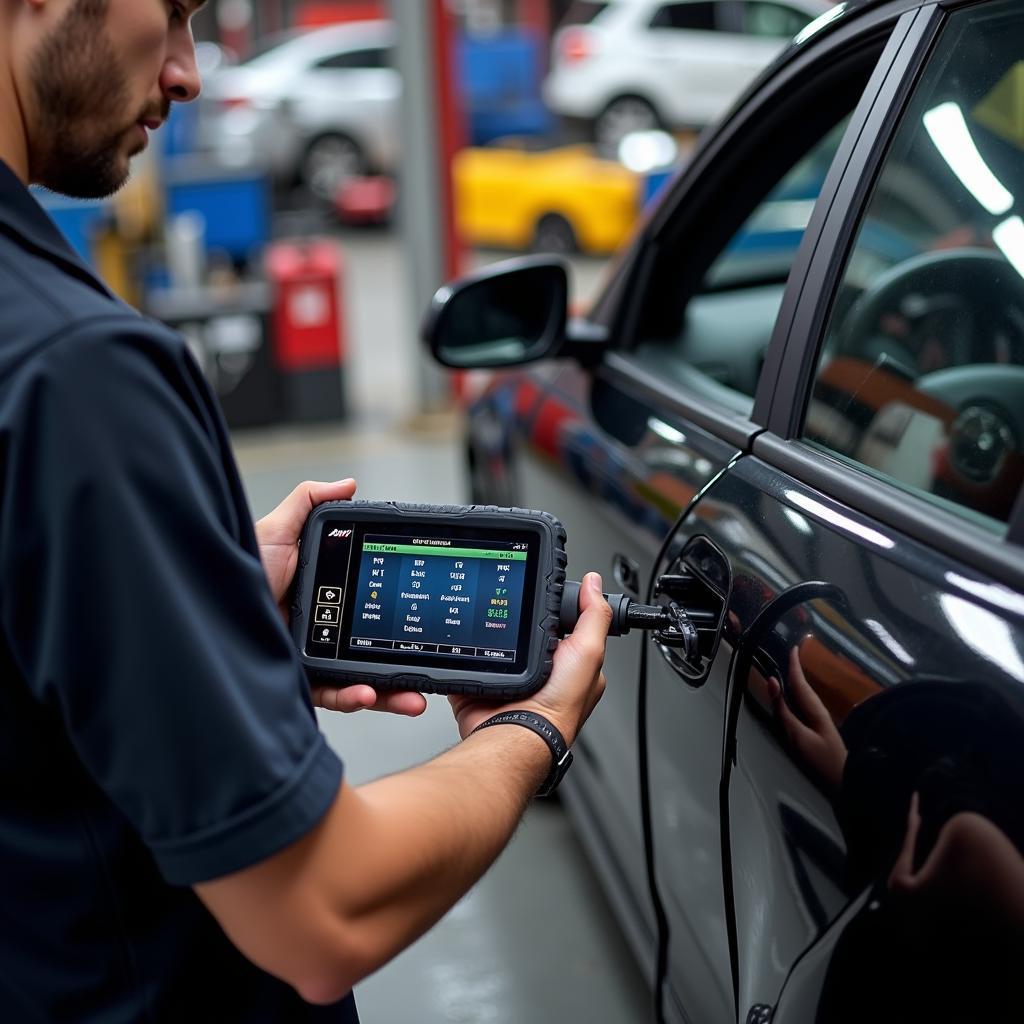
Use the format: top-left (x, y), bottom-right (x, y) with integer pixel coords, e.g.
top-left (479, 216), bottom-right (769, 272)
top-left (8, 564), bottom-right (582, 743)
top-left (838, 248), bottom-right (1024, 373)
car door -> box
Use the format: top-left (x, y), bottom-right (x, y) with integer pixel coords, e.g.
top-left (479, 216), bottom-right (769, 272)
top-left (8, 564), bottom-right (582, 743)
top-left (642, 2), bottom-right (1024, 1022)
top-left (574, 8), bottom-right (912, 1020)
top-left (496, 2), bottom-right (907, 1013)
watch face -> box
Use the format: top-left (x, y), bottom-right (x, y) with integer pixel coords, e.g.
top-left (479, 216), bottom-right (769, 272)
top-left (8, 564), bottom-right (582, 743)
top-left (538, 749), bottom-right (574, 798)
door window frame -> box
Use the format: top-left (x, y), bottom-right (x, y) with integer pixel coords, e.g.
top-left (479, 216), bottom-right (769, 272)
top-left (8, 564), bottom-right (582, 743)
top-left (752, 0), bottom-right (1024, 583)
top-left (585, 2), bottom-right (914, 452)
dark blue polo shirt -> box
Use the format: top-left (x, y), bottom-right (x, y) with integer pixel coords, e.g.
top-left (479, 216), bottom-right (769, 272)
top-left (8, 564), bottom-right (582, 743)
top-left (0, 161), bottom-right (357, 1022)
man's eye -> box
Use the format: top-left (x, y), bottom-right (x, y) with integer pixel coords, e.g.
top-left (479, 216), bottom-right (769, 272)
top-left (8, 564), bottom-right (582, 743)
top-left (169, 2), bottom-right (186, 22)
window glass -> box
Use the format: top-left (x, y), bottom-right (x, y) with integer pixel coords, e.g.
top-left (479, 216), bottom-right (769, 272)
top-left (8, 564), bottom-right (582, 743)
top-left (315, 48), bottom-right (389, 71)
top-left (743, 2), bottom-right (813, 38)
top-left (706, 117), bottom-right (848, 292)
top-left (650, 3), bottom-right (718, 32)
top-left (631, 106), bottom-right (857, 410)
top-left (805, 0), bottom-right (1024, 530)
top-left (558, 0), bottom-right (610, 25)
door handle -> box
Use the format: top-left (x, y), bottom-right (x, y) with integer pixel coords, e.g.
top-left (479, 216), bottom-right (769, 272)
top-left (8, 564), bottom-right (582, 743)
top-left (612, 553), bottom-right (640, 596)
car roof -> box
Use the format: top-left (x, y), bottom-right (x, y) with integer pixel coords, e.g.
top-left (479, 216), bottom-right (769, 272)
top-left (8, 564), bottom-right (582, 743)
top-left (240, 20), bottom-right (394, 68)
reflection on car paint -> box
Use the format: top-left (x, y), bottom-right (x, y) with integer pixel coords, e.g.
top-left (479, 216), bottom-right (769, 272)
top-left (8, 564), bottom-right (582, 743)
top-left (668, 460), bottom-right (1024, 1020)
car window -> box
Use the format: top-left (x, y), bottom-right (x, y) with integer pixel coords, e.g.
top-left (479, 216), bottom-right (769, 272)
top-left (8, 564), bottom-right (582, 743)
top-left (804, 0), bottom-right (1024, 531)
top-left (650, 3), bottom-right (719, 32)
top-left (558, 0), bottom-right (611, 25)
top-left (630, 66), bottom-right (870, 413)
top-left (743, 2), bottom-right (813, 38)
top-left (314, 48), bottom-right (390, 71)
top-left (705, 117), bottom-right (849, 292)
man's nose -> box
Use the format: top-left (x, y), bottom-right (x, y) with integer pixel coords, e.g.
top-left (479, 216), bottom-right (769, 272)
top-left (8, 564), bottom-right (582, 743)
top-left (161, 37), bottom-right (202, 104)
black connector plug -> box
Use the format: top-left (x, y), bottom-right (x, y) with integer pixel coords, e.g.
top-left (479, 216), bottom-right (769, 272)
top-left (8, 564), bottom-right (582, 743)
top-left (559, 581), bottom-right (702, 668)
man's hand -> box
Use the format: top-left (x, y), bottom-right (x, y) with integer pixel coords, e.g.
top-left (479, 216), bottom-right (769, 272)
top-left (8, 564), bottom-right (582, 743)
top-left (255, 478), bottom-right (426, 719)
top-left (256, 478), bottom-right (358, 612)
top-left (449, 571), bottom-right (611, 745)
top-left (766, 645), bottom-right (847, 793)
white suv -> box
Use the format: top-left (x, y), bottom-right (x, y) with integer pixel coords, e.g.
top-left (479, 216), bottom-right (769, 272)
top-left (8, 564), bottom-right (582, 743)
top-left (544, 0), bottom-right (832, 146)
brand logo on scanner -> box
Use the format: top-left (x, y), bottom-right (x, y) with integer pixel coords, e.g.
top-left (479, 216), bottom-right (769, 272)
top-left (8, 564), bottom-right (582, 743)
top-left (328, 529), bottom-right (353, 539)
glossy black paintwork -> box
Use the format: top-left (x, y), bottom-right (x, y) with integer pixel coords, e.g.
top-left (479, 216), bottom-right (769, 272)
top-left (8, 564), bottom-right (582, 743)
top-left (445, 0), bottom-right (1024, 1020)
top-left (466, 355), bottom-right (1024, 1024)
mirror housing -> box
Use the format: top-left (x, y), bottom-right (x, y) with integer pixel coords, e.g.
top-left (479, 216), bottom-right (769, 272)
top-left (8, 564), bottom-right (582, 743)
top-left (422, 256), bottom-right (607, 369)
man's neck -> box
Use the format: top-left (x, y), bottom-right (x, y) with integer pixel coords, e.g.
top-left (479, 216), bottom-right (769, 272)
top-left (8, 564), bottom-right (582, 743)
top-left (0, 56), bottom-right (31, 184)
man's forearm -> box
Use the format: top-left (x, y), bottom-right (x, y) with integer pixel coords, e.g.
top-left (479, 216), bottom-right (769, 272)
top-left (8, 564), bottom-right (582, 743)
top-left (197, 724), bottom-right (552, 1003)
top-left (326, 726), bottom-right (550, 974)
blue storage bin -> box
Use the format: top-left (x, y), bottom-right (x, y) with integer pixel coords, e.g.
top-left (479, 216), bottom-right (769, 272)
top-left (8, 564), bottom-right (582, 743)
top-left (459, 31), bottom-right (552, 144)
top-left (31, 191), bottom-right (110, 266)
top-left (162, 158), bottom-right (271, 263)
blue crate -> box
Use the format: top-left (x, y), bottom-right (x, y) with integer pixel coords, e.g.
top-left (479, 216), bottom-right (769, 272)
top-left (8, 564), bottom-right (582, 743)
top-left (459, 31), bottom-right (552, 144)
top-left (32, 191), bottom-right (110, 266)
top-left (162, 159), bottom-right (271, 263)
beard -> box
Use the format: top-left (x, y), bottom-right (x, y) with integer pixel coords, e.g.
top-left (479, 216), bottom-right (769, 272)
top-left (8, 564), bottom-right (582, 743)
top-left (29, 0), bottom-right (153, 199)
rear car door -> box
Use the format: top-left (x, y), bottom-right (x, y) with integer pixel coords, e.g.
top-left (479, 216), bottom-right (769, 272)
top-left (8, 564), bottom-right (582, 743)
top-left (644, 2), bottom-right (1024, 1021)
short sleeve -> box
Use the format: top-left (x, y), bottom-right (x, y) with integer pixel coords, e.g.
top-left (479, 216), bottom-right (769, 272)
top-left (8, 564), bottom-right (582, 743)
top-left (0, 320), bottom-right (343, 885)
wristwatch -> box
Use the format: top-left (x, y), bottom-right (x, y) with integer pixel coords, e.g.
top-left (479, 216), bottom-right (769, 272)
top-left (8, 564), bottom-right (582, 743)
top-left (471, 710), bottom-right (573, 797)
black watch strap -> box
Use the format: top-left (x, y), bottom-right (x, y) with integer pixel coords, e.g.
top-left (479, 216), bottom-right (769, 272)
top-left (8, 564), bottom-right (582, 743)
top-left (471, 710), bottom-right (573, 797)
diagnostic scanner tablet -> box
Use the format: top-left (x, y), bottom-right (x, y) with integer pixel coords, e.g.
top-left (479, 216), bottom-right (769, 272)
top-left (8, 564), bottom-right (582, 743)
top-left (291, 502), bottom-right (567, 699)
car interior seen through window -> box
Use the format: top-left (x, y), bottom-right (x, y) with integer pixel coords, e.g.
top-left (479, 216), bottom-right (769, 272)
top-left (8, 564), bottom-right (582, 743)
top-left (744, 2), bottom-right (814, 38)
top-left (806, 0), bottom-right (1024, 531)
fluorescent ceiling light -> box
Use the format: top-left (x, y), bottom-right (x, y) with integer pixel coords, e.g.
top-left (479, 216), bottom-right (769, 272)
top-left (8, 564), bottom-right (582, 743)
top-left (647, 417), bottom-right (687, 446)
top-left (784, 490), bottom-right (895, 550)
top-left (993, 215), bottom-right (1024, 280)
top-left (923, 101), bottom-right (1014, 215)
top-left (795, 4), bottom-right (847, 46)
top-left (939, 594), bottom-right (1024, 682)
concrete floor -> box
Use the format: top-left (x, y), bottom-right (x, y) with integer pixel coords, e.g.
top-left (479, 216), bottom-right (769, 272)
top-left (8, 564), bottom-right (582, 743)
top-left (229, 228), bottom-right (651, 1023)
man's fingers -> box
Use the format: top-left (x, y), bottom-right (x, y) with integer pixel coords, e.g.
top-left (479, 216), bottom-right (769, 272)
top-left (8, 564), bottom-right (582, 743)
top-left (769, 676), bottom-right (811, 745)
top-left (889, 792), bottom-right (923, 892)
top-left (565, 572), bottom-right (612, 667)
top-left (312, 684), bottom-right (376, 713)
top-left (787, 645), bottom-right (832, 729)
top-left (373, 691), bottom-right (428, 717)
top-left (313, 685), bottom-right (427, 717)
top-left (260, 479), bottom-right (357, 541)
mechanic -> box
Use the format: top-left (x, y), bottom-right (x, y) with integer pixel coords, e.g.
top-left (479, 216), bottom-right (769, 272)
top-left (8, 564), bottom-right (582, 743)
top-left (0, 1), bottom-right (611, 1020)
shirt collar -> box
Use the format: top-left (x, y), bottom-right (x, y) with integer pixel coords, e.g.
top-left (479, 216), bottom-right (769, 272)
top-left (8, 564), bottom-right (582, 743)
top-left (0, 158), bottom-right (114, 299)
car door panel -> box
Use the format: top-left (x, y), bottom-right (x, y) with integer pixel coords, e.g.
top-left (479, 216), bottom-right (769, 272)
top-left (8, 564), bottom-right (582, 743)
top-left (655, 452), bottom-right (1024, 1021)
top-left (508, 361), bottom-right (744, 983)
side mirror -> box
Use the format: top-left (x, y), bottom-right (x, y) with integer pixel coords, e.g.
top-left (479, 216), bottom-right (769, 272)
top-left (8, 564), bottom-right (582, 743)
top-left (422, 256), bottom-right (570, 369)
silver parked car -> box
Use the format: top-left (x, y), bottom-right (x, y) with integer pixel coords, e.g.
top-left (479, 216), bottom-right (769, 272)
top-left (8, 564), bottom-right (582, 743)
top-left (197, 21), bottom-right (400, 200)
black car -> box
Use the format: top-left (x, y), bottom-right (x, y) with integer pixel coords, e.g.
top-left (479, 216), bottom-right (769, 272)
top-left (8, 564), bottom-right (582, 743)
top-left (425, 1), bottom-right (1024, 1021)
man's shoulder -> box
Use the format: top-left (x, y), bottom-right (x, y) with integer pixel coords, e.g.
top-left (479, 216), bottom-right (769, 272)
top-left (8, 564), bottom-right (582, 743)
top-left (0, 227), bottom-right (107, 322)
top-left (0, 236), bottom-right (188, 385)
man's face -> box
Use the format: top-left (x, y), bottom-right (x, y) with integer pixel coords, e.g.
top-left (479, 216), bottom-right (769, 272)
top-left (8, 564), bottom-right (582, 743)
top-left (28, 0), bottom-right (200, 199)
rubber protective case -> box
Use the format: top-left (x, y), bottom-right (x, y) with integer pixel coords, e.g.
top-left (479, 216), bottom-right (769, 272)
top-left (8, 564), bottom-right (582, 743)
top-left (291, 501), bottom-right (568, 698)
